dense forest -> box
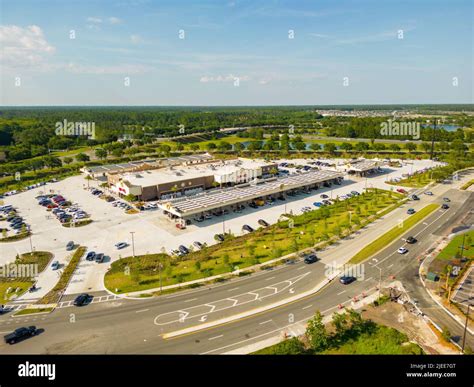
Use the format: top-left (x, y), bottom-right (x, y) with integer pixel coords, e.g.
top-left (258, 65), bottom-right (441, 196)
top-left (0, 106), bottom-right (472, 165)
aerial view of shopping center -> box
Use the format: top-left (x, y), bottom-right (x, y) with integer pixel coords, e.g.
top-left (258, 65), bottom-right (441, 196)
top-left (0, 0), bottom-right (472, 385)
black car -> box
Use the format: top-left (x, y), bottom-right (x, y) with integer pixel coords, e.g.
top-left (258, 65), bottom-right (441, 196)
top-left (248, 203), bottom-right (258, 209)
top-left (406, 236), bottom-right (417, 244)
top-left (73, 293), bottom-right (92, 306)
top-left (303, 254), bottom-right (318, 264)
top-left (277, 196), bottom-right (286, 201)
top-left (4, 326), bottom-right (37, 344)
top-left (339, 276), bottom-right (356, 285)
top-left (242, 224), bottom-right (254, 233)
top-left (86, 251), bottom-right (96, 261)
top-left (214, 234), bottom-right (225, 242)
top-left (258, 219), bottom-right (269, 227)
top-left (95, 253), bottom-right (104, 263)
top-left (178, 245), bottom-right (189, 255)
top-left (441, 204), bottom-right (450, 209)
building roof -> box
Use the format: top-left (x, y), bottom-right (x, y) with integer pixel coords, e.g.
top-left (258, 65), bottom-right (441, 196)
top-left (159, 169), bottom-right (343, 217)
top-left (122, 158), bottom-right (275, 188)
top-left (84, 153), bottom-right (213, 174)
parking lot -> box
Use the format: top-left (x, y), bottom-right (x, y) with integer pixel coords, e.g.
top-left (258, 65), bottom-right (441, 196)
top-left (0, 158), bottom-right (439, 297)
top-left (452, 266), bottom-right (474, 308)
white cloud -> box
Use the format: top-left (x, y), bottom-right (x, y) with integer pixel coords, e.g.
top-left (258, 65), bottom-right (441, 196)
top-left (86, 17), bottom-right (103, 23)
top-left (108, 17), bottom-right (122, 24)
top-left (65, 62), bottom-right (150, 75)
top-left (199, 74), bottom-right (250, 83)
top-left (309, 33), bottom-right (329, 38)
top-left (130, 34), bottom-right (143, 44)
top-left (0, 25), bottom-right (55, 67)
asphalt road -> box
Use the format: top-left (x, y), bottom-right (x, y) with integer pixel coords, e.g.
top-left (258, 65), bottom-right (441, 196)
top-left (0, 186), bottom-right (472, 354)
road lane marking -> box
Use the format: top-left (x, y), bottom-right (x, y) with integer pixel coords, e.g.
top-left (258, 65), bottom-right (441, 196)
top-left (135, 309), bottom-right (149, 313)
top-left (208, 334), bottom-right (223, 341)
top-left (227, 288), bottom-right (239, 292)
top-left (259, 320), bottom-right (273, 325)
top-left (265, 277), bottom-right (275, 281)
top-left (184, 298), bottom-right (198, 303)
top-left (337, 290), bottom-right (346, 295)
top-left (302, 304), bottom-right (313, 310)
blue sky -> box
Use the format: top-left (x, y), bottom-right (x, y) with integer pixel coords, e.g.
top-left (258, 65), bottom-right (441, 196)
top-left (1, 0), bottom-right (472, 105)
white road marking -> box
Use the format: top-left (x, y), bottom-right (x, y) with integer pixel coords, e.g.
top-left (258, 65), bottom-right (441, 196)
top-left (135, 309), bottom-right (149, 313)
top-left (365, 277), bottom-right (373, 282)
top-left (387, 264), bottom-right (394, 268)
top-left (227, 288), bottom-right (239, 292)
top-left (297, 266), bottom-right (306, 270)
top-left (208, 334), bottom-right (223, 341)
top-left (265, 277), bottom-right (275, 281)
top-left (337, 290), bottom-right (346, 295)
top-left (302, 304), bottom-right (313, 310)
top-left (259, 320), bottom-right (273, 325)
top-left (183, 298), bottom-right (198, 303)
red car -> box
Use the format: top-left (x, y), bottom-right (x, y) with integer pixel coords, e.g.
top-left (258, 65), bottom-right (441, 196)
top-left (396, 188), bottom-right (408, 194)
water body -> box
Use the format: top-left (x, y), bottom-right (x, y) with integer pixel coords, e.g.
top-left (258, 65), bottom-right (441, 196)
top-left (424, 124), bottom-right (461, 132)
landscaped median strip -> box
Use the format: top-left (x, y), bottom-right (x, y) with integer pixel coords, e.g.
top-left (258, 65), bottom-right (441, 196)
top-left (37, 246), bottom-right (86, 305)
top-left (349, 203), bottom-right (439, 265)
top-left (13, 305), bottom-right (55, 317)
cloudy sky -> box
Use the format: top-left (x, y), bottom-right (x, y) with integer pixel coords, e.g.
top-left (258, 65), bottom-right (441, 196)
top-left (1, 0), bottom-right (472, 106)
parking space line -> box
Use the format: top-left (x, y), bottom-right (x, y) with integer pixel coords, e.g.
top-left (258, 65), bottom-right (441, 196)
top-left (259, 320), bottom-right (272, 325)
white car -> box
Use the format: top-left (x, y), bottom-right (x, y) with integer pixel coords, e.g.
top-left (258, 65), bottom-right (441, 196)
top-left (397, 247), bottom-right (408, 254)
top-left (425, 191), bottom-right (433, 196)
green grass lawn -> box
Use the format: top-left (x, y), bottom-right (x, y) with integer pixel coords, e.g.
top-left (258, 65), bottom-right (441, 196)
top-left (322, 325), bottom-right (423, 354)
top-left (254, 316), bottom-right (423, 355)
top-left (16, 251), bottom-right (53, 273)
top-left (105, 189), bottom-right (405, 293)
top-left (0, 280), bottom-right (33, 305)
top-left (0, 251), bottom-right (53, 304)
top-left (436, 230), bottom-right (474, 261)
top-left (14, 307), bottom-right (54, 316)
top-left (349, 203), bottom-right (439, 264)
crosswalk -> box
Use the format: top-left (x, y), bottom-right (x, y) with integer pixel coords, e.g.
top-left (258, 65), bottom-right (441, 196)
top-left (2, 294), bottom-right (120, 313)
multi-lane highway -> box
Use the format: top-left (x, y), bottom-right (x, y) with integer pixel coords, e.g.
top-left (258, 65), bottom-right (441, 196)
top-left (0, 185), bottom-right (472, 354)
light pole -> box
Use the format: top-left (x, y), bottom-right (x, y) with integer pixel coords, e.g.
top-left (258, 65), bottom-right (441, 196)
top-left (28, 232), bottom-right (33, 253)
top-left (159, 262), bottom-right (163, 294)
top-left (130, 231), bottom-right (135, 258)
top-left (462, 304), bottom-right (471, 353)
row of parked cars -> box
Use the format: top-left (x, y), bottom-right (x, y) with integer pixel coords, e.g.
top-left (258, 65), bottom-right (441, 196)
top-left (37, 194), bottom-right (89, 224)
top-left (0, 205), bottom-right (30, 235)
top-left (88, 187), bottom-right (134, 212)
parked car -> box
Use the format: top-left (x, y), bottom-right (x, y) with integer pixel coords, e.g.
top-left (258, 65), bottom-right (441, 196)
top-left (411, 194), bottom-right (420, 200)
top-left (351, 191), bottom-right (360, 196)
top-left (4, 326), bottom-right (37, 344)
top-left (397, 247), bottom-right (408, 254)
top-left (313, 202), bottom-right (323, 207)
top-left (178, 245), bottom-right (189, 255)
top-left (193, 241), bottom-right (203, 250)
top-left (94, 253), bottom-right (104, 263)
top-left (339, 276), bottom-right (356, 285)
top-left (303, 254), bottom-right (318, 264)
top-left (242, 224), bottom-right (254, 233)
top-left (51, 261), bottom-right (60, 270)
top-left (258, 219), bottom-right (269, 227)
top-left (66, 241), bottom-right (75, 251)
top-left (86, 251), bottom-right (96, 261)
top-left (406, 236), bottom-right (417, 244)
top-left (396, 188), bottom-right (408, 194)
top-left (443, 197), bottom-right (451, 202)
top-left (425, 191), bottom-right (433, 196)
top-left (115, 242), bottom-right (128, 250)
top-left (73, 293), bottom-right (92, 306)
top-left (320, 194), bottom-right (329, 199)
top-left (441, 204), bottom-right (450, 209)
top-left (214, 234), bottom-right (225, 242)
top-left (407, 208), bottom-right (416, 215)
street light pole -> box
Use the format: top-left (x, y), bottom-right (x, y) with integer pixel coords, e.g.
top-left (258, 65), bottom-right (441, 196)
top-left (130, 231), bottom-right (135, 258)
